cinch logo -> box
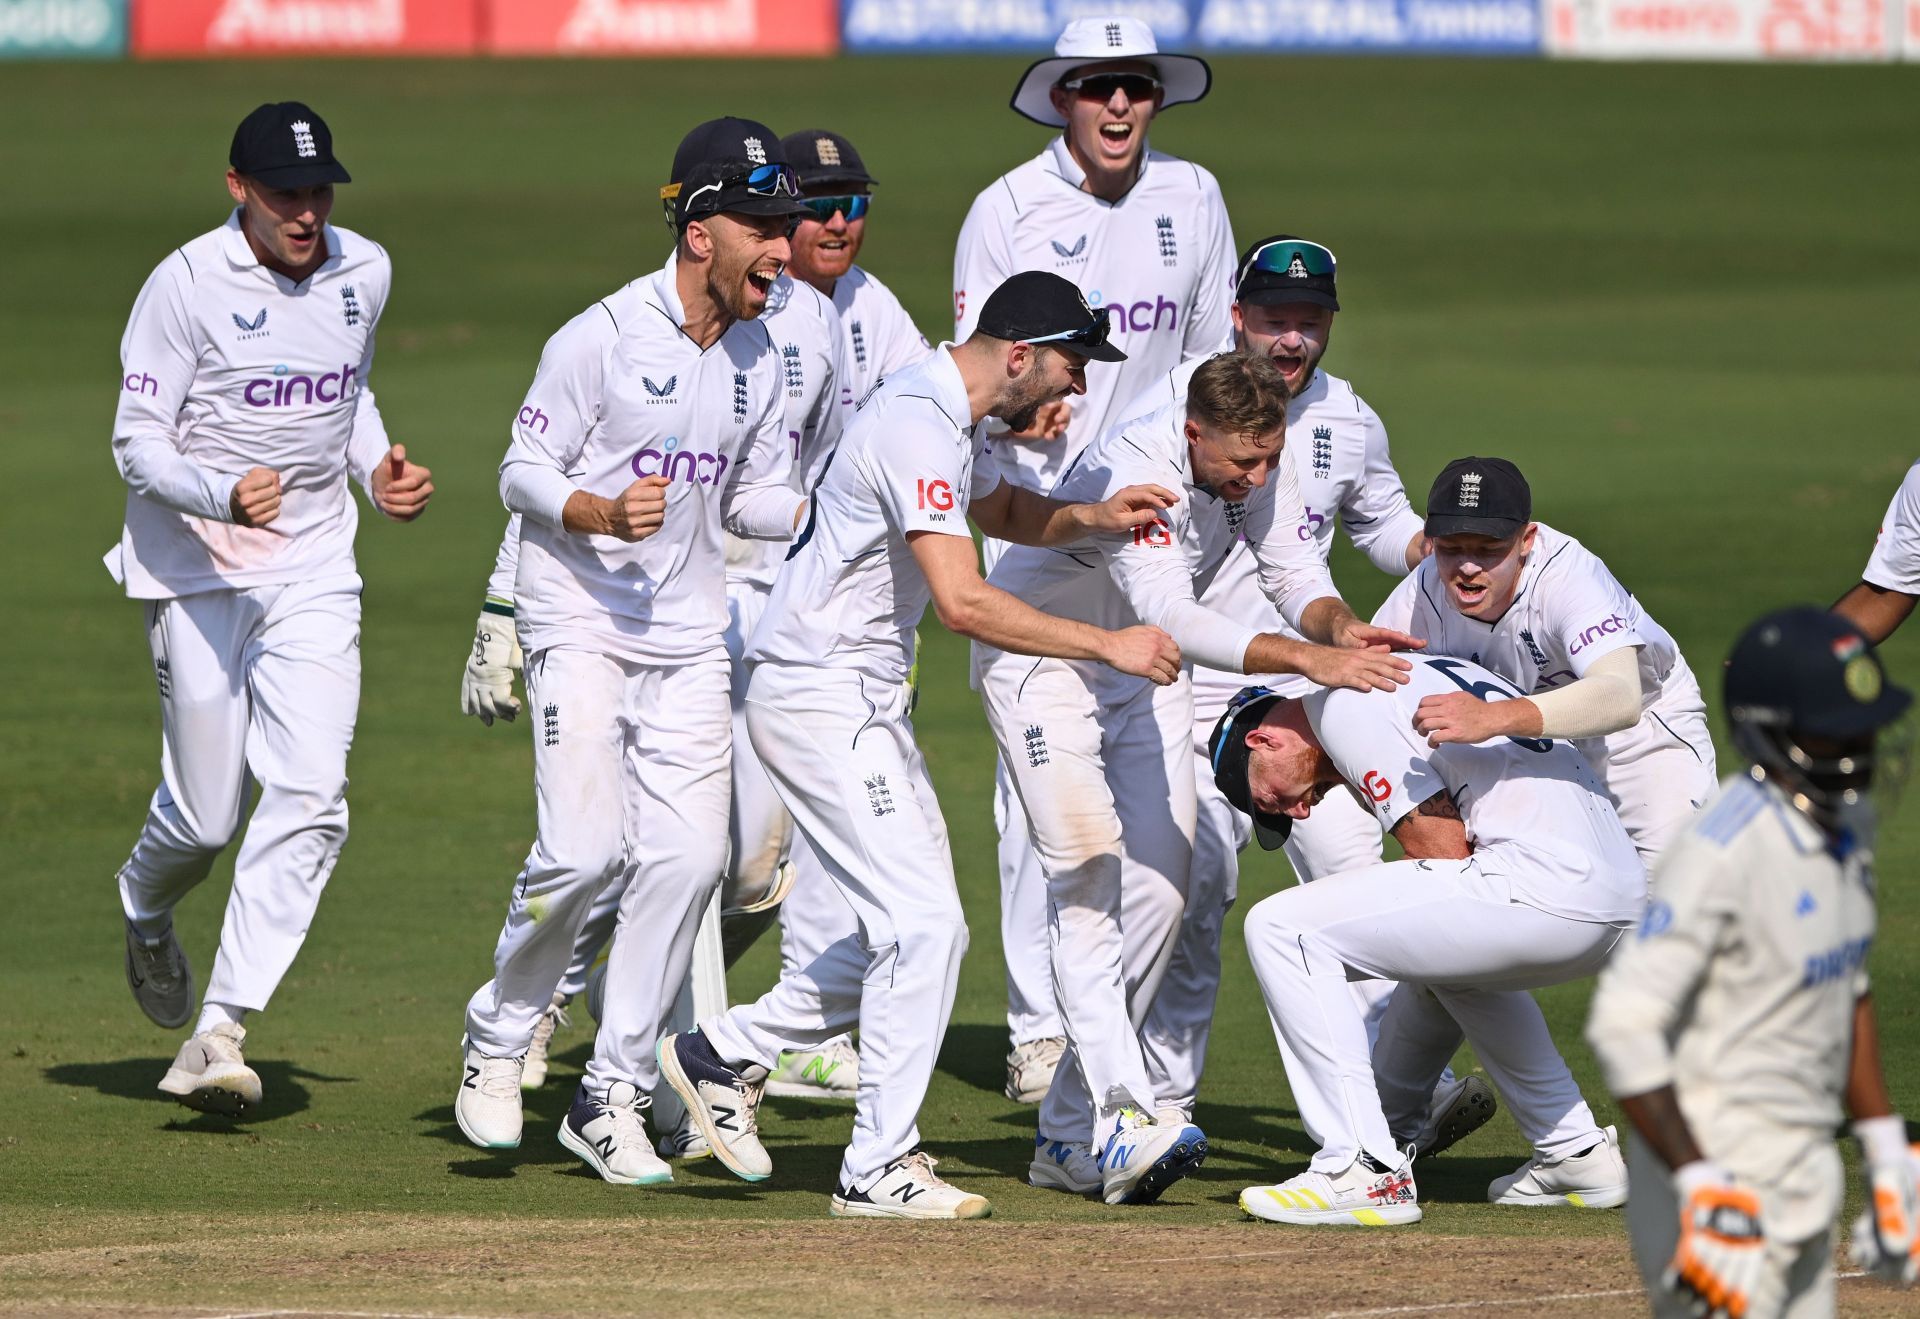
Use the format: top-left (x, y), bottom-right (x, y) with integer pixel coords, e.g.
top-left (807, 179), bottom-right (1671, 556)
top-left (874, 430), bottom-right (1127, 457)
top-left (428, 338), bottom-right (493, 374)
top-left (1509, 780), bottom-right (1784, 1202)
top-left (1569, 614), bottom-right (1629, 656)
top-left (1362, 770), bottom-right (1392, 802)
top-left (1132, 520), bottom-right (1172, 547)
top-left (917, 478), bottom-right (954, 512)
top-left (123, 371), bottom-right (159, 397)
top-left (631, 434), bottom-right (730, 485)
top-left (242, 362), bottom-right (358, 407)
top-left (518, 405), bottom-right (549, 434)
top-left (1088, 290), bottom-right (1179, 335)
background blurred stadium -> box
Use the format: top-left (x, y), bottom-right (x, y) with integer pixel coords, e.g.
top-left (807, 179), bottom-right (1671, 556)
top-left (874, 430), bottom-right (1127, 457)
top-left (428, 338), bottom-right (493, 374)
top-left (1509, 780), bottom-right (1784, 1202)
top-left (1, 2), bottom-right (1916, 1315)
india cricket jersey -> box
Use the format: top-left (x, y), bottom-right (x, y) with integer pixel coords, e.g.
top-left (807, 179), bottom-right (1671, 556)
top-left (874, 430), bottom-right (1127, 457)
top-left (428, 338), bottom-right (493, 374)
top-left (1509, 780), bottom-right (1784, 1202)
top-left (1864, 458), bottom-right (1920, 595)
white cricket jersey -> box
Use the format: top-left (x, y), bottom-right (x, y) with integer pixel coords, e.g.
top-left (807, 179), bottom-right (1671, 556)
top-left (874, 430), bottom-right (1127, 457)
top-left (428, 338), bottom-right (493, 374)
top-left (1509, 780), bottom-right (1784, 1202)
top-left (1372, 521), bottom-right (1708, 777)
top-left (1586, 775), bottom-right (1875, 1238)
top-left (982, 393), bottom-right (1336, 700)
top-left (748, 347), bottom-right (1002, 686)
top-left (953, 137), bottom-right (1237, 500)
top-left (1304, 654), bottom-right (1646, 924)
top-left (830, 263), bottom-right (932, 400)
top-left (107, 210), bottom-right (394, 600)
top-left (499, 253), bottom-right (799, 665)
top-left (1863, 458), bottom-right (1920, 595)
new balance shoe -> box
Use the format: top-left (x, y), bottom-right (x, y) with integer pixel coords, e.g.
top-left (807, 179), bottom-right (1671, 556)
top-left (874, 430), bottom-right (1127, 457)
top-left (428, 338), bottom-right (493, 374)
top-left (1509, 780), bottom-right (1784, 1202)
top-left (1098, 1108), bottom-right (1209, 1206)
top-left (766, 1036), bottom-right (858, 1099)
top-left (656, 1106), bottom-right (711, 1161)
top-left (1489, 1124), bottom-right (1629, 1208)
top-left (125, 918), bottom-right (194, 1030)
top-left (521, 994), bottom-right (571, 1091)
top-left (558, 1080), bottom-right (672, 1186)
top-left (1413, 1074), bottom-right (1498, 1159)
top-left (1241, 1151), bottom-right (1422, 1226)
top-left (1005, 1035), bottom-right (1066, 1104)
top-left (831, 1150), bottom-right (992, 1220)
top-left (1029, 1136), bottom-right (1099, 1196)
top-left (455, 1037), bottom-right (524, 1149)
top-left (656, 1031), bottom-right (771, 1181)
top-left (156, 1022), bottom-right (262, 1117)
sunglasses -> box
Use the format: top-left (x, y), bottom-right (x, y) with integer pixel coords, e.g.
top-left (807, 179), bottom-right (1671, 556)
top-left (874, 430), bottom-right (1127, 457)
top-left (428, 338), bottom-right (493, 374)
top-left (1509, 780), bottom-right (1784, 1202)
top-left (660, 161), bottom-right (802, 225)
top-left (799, 194), bottom-right (871, 223)
top-left (1025, 311), bottom-right (1113, 353)
top-left (1060, 72), bottom-right (1162, 102)
top-left (1238, 239), bottom-right (1338, 286)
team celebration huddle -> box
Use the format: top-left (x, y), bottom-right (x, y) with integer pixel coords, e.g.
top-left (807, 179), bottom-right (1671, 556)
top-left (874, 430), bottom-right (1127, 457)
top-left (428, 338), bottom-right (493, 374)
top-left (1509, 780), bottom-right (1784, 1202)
top-left (104, 13), bottom-right (1920, 1317)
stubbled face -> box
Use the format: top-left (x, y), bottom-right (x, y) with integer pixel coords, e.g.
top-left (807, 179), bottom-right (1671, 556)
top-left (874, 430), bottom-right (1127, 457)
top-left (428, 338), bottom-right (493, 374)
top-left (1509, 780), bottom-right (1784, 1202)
top-left (1186, 417), bottom-right (1284, 502)
top-left (1050, 60), bottom-right (1161, 184)
top-left (227, 171), bottom-right (333, 277)
top-left (1244, 718), bottom-right (1340, 821)
top-left (1234, 301), bottom-right (1334, 396)
top-left (789, 191), bottom-right (866, 286)
top-left (1000, 344), bottom-right (1088, 433)
top-left (1431, 526), bottom-right (1537, 620)
top-left (702, 211), bottom-right (792, 321)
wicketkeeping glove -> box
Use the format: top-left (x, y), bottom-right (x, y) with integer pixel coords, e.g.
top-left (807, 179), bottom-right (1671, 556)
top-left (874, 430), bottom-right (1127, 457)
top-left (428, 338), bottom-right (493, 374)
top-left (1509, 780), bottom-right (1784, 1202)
top-left (1665, 1161), bottom-right (1767, 1319)
top-left (1850, 1116), bottom-right (1920, 1287)
top-left (460, 604), bottom-right (523, 726)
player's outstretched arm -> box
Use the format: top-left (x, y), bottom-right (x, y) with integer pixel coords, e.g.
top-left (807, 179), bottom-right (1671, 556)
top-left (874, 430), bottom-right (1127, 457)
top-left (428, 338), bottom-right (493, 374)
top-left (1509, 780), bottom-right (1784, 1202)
top-left (910, 531), bottom-right (1179, 683)
top-left (1846, 994), bottom-right (1920, 1287)
top-left (1834, 582), bottom-right (1916, 647)
top-left (969, 480), bottom-right (1178, 548)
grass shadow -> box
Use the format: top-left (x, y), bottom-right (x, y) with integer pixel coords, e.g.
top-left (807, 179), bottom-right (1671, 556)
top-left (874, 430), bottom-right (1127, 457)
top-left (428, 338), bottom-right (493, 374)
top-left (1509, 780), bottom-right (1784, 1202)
top-left (43, 1057), bottom-right (346, 1123)
top-left (934, 1021), bottom-right (1010, 1098)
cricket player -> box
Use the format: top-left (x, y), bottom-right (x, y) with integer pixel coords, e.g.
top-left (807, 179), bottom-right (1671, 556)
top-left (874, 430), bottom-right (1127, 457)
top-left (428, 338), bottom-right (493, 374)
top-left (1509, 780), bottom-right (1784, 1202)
top-left (1210, 656), bottom-right (1642, 1225)
top-left (1376, 456), bottom-right (1716, 864)
top-left (954, 12), bottom-right (1237, 1102)
top-left (983, 350), bottom-right (1424, 1203)
top-left (1834, 458), bottom-right (1920, 644)
top-left (1587, 607), bottom-right (1919, 1316)
top-left (659, 272), bottom-right (1185, 1220)
top-left (452, 118), bottom-right (810, 1189)
top-left (111, 102), bottom-right (433, 1116)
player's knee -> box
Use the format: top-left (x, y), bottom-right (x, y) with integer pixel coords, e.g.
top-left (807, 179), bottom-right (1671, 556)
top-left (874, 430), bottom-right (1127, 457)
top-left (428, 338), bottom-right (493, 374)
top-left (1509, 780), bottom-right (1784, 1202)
top-left (531, 830), bottom-right (626, 890)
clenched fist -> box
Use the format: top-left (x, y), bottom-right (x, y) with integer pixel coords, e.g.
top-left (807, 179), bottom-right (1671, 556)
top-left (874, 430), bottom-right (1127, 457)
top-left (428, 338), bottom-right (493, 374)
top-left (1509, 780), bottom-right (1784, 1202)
top-left (229, 466), bottom-right (281, 527)
top-left (566, 476), bottom-right (671, 543)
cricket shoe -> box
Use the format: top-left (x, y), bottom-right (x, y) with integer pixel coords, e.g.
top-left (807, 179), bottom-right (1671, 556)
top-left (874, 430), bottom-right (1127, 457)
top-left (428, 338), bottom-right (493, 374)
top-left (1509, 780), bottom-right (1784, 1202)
top-left (559, 1080), bottom-right (672, 1186)
top-left (1241, 1151), bottom-right (1422, 1226)
top-left (1489, 1125), bottom-right (1629, 1208)
top-left (156, 1022), bottom-right (262, 1117)
top-left (1029, 1136), bottom-right (1100, 1196)
top-left (521, 994), bottom-right (571, 1091)
top-left (656, 1106), bottom-right (711, 1161)
top-left (657, 1031), bottom-right (771, 1182)
top-left (125, 918), bottom-right (194, 1030)
top-left (831, 1150), bottom-right (992, 1220)
top-left (1005, 1035), bottom-right (1066, 1104)
top-left (1413, 1074), bottom-right (1498, 1159)
top-left (455, 1037), bottom-right (524, 1149)
top-left (1098, 1108), bottom-right (1209, 1206)
top-left (766, 1036), bottom-right (858, 1099)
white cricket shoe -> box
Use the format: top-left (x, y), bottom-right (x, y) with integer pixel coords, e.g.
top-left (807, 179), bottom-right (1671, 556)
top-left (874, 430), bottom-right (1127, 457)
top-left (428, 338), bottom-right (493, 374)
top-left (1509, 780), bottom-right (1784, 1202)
top-left (656, 1106), bottom-right (711, 1161)
top-left (156, 1022), bottom-right (262, 1117)
top-left (124, 918), bottom-right (194, 1030)
top-left (455, 1038), bottom-right (524, 1149)
top-left (521, 994), bottom-right (571, 1091)
top-left (1413, 1074), bottom-right (1499, 1159)
top-left (831, 1150), bottom-right (992, 1220)
top-left (1098, 1108), bottom-right (1209, 1206)
top-left (558, 1080), bottom-right (673, 1186)
top-left (1489, 1125), bottom-right (1629, 1208)
top-left (1005, 1035), bottom-right (1066, 1104)
top-left (1029, 1136), bottom-right (1100, 1195)
top-left (1241, 1151), bottom-right (1422, 1226)
top-left (766, 1036), bottom-right (858, 1099)
top-left (657, 1031), bottom-right (771, 1181)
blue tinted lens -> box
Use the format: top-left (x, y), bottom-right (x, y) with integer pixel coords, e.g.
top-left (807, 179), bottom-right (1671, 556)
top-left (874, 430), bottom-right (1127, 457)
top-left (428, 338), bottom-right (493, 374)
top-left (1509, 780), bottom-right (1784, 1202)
top-left (744, 163), bottom-right (798, 197)
top-left (1246, 240), bottom-right (1336, 280)
top-left (801, 195), bottom-right (870, 222)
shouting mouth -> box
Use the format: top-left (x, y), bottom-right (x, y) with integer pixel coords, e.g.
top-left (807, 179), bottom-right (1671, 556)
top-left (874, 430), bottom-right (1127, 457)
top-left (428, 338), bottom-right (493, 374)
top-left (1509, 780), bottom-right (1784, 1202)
top-left (746, 267), bottom-right (779, 299)
top-left (1451, 579), bottom-right (1491, 610)
top-left (1271, 349), bottom-right (1307, 383)
top-left (1098, 121), bottom-right (1135, 155)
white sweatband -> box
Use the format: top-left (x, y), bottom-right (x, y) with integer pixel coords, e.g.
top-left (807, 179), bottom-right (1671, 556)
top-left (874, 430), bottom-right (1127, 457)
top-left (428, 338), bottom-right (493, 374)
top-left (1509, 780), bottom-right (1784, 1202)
top-left (1527, 645), bottom-right (1643, 740)
top-left (1856, 1114), bottom-right (1911, 1168)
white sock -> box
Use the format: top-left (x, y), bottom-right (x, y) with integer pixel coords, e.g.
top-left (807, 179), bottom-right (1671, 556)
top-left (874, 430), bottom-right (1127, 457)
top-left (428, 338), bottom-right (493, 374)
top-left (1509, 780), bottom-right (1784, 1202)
top-left (195, 1001), bottom-right (246, 1034)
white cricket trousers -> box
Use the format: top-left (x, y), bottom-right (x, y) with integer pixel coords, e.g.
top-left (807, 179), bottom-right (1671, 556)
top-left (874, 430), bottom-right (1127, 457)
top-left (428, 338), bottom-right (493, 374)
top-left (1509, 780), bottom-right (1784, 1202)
top-left (995, 762), bottom-right (1062, 1047)
top-left (116, 575), bottom-right (361, 1013)
top-left (464, 647), bottom-right (731, 1098)
top-left (979, 657), bottom-right (1194, 1148)
top-left (1594, 714), bottom-right (1718, 866)
top-left (703, 663), bottom-right (969, 1191)
top-left (1245, 856), bottom-right (1624, 1173)
top-left (776, 831), bottom-right (859, 984)
top-left (724, 579), bottom-right (791, 912)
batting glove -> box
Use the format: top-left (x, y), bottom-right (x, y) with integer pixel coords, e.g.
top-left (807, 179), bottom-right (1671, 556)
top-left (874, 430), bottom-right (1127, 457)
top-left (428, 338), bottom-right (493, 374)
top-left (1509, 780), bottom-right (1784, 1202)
top-left (1665, 1161), bottom-right (1766, 1319)
top-left (1850, 1116), bottom-right (1920, 1287)
top-left (461, 604), bottom-right (523, 726)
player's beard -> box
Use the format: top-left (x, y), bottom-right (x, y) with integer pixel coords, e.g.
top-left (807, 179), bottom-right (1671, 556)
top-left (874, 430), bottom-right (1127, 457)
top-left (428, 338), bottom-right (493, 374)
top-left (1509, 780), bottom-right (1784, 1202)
top-left (998, 359), bottom-right (1062, 434)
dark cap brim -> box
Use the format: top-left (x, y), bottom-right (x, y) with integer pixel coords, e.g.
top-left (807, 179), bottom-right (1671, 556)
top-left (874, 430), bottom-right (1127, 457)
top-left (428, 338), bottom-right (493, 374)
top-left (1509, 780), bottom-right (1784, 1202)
top-left (1819, 682), bottom-right (1914, 738)
top-left (1238, 286), bottom-right (1339, 311)
top-left (1075, 340), bottom-right (1128, 363)
top-left (1425, 514), bottom-right (1527, 539)
top-left (1251, 812), bottom-right (1294, 850)
top-left (798, 170), bottom-right (876, 189)
top-left (701, 194), bottom-right (810, 220)
top-left (242, 160), bottom-right (351, 187)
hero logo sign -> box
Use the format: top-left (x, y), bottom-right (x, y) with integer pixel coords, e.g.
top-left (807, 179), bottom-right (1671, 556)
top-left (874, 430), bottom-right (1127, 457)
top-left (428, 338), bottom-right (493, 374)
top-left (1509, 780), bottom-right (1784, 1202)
top-left (1132, 519), bottom-right (1172, 548)
top-left (917, 478), bottom-right (954, 512)
top-left (1361, 771), bottom-right (1392, 803)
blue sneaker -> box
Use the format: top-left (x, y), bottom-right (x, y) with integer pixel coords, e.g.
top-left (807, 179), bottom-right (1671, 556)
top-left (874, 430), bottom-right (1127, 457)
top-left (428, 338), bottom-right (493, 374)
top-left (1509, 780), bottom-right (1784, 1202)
top-left (656, 1031), bottom-right (771, 1182)
top-left (556, 1080), bottom-right (671, 1186)
top-left (1098, 1108), bottom-right (1208, 1205)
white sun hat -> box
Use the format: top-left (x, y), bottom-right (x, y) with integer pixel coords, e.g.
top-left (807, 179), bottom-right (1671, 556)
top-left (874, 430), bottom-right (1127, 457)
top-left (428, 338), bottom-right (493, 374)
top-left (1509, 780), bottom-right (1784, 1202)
top-left (1009, 15), bottom-right (1212, 128)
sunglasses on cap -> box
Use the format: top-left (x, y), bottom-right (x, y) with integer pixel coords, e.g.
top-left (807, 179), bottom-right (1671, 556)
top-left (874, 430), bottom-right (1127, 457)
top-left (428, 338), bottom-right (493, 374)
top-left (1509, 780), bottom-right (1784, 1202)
top-left (798, 194), bottom-right (871, 223)
top-left (1024, 311), bottom-right (1114, 352)
top-left (660, 161), bottom-right (801, 221)
top-left (1237, 238), bottom-right (1338, 285)
top-left (1060, 72), bottom-right (1162, 102)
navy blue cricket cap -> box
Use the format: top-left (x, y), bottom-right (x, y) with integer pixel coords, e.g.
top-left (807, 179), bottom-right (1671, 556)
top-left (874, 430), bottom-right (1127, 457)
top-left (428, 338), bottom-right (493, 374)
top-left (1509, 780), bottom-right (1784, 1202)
top-left (976, 271), bottom-right (1127, 363)
top-left (230, 102), bottom-right (350, 188)
top-left (1207, 687), bottom-right (1293, 850)
top-left (780, 129), bottom-right (875, 190)
top-left (663, 116), bottom-right (806, 226)
top-left (1726, 607), bottom-right (1911, 741)
top-left (1425, 457), bottom-right (1531, 540)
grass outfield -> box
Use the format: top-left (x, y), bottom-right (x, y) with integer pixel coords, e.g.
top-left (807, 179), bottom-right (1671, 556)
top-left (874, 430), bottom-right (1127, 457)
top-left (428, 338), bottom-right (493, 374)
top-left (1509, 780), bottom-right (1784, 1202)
top-left (2, 53), bottom-right (1918, 1316)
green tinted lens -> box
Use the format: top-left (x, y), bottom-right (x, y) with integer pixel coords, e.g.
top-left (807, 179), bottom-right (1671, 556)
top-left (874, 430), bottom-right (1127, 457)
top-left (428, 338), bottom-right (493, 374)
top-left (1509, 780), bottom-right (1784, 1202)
top-left (800, 195), bottom-right (870, 222)
top-left (1247, 240), bottom-right (1336, 280)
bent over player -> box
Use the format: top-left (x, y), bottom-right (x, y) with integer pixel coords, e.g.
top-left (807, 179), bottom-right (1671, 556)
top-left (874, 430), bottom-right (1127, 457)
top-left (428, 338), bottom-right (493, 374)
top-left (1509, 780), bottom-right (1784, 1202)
top-left (112, 102), bottom-right (432, 1115)
top-left (1588, 608), bottom-right (1919, 1317)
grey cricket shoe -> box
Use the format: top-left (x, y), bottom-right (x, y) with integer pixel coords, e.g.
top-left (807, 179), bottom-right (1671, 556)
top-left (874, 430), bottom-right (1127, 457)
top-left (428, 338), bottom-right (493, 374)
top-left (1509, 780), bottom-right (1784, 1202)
top-left (125, 918), bottom-right (194, 1030)
top-left (157, 1022), bottom-right (262, 1117)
